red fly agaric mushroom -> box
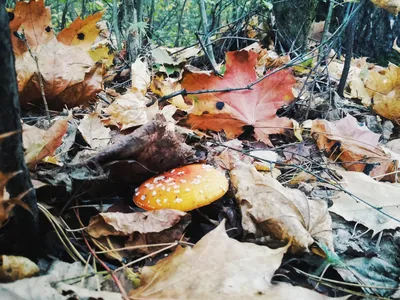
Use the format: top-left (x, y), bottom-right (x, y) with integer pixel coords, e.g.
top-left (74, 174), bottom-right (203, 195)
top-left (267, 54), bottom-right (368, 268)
top-left (133, 164), bottom-right (228, 211)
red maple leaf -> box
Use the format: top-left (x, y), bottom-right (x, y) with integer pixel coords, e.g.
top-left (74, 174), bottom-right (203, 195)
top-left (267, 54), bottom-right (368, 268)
top-left (182, 50), bottom-right (296, 145)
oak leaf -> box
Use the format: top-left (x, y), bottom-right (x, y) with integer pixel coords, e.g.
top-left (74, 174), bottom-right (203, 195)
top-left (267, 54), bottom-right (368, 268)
top-left (182, 50), bottom-right (296, 145)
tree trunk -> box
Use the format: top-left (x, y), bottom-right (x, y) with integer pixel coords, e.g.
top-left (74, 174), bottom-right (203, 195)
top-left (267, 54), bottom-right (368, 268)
top-left (273, 0), bottom-right (319, 53)
top-left (0, 0), bottom-right (39, 257)
top-left (345, 1), bottom-right (400, 63)
top-left (124, 0), bottom-right (143, 62)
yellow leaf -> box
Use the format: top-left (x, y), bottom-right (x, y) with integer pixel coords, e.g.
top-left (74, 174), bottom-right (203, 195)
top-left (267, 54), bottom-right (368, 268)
top-left (58, 11), bottom-right (104, 52)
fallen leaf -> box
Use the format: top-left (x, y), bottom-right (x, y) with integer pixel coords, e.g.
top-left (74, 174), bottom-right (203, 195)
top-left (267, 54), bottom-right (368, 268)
top-left (9, 0), bottom-right (53, 56)
top-left (78, 112), bottom-right (110, 149)
top-left (312, 115), bottom-right (394, 180)
top-left (0, 260), bottom-right (114, 299)
top-left (151, 75), bottom-right (191, 110)
top-left (370, 0), bottom-right (400, 15)
top-left (89, 115), bottom-right (195, 183)
top-left (364, 63), bottom-right (400, 124)
top-left (329, 169), bottom-right (400, 235)
top-left (130, 221), bottom-right (343, 300)
top-left (230, 161), bottom-right (333, 253)
top-left (125, 213), bottom-right (191, 255)
top-left (24, 115), bottom-right (70, 168)
top-left (16, 39), bottom-right (102, 109)
top-left (87, 210), bottom-right (187, 238)
top-left (0, 172), bottom-right (32, 227)
top-left (182, 50), bottom-right (296, 145)
top-left (131, 58), bottom-right (151, 96)
top-left (151, 46), bottom-right (199, 65)
top-left (89, 41), bottom-right (114, 66)
top-left (0, 255), bottom-right (39, 282)
top-left (103, 91), bottom-right (159, 130)
top-left (57, 11), bottom-right (104, 52)
top-left (335, 257), bottom-right (400, 298)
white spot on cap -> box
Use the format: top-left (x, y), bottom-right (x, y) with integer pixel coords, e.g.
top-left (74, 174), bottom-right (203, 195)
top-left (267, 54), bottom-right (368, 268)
top-left (164, 199), bottom-right (168, 203)
top-left (177, 171), bottom-right (185, 175)
top-left (170, 169), bottom-right (176, 173)
top-left (140, 195), bottom-right (146, 201)
top-left (173, 185), bottom-right (180, 189)
top-left (166, 187), bottom-right (171, 192)
top-left (174, 190), bottom-right (180, 193)
top-left (200, 190), bottom-right (204, 194)
top-left (191, 178), bottom-right (201, 185)
top-left (180, 179), bottom-right (187, 183)
top-left (174, 198), bottom-right (183, 203)
top-left (134, 187), bottom-right (139, 193)
top-left (196, 175), bottom-right (203, 179)
top-left (156, 199), bottom-right (161, 205)
top-left (135, 192), bottom-right (140, 197)
top-left (185, 188), bottom-right (191, 192)
top-left (152, 191), bottom-right (157, 196)
top-left (165, 177), bottom-right (174, 183)
top-left (153, 176), bottom-right (165, 183)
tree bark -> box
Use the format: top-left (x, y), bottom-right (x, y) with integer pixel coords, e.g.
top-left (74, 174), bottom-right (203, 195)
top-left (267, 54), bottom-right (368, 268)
top-left (0, 0), bottom-right (39, 257)
top-left (273, 0), bottom-right (319, 53)
top-left (343, 1), bottom-right (400, 63)
top-left (124, 0), bottom-right (143, 62)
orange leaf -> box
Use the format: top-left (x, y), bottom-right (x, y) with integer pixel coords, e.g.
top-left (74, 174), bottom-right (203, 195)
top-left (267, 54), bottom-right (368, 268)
top-left (182, 50), bottom-right (296, 145)
top-left (9, 0), bottom-right (54, 56)
top-left (311, 115), bottom-right (395, 181)
top-left (58, 11), bottom-right (104, 52)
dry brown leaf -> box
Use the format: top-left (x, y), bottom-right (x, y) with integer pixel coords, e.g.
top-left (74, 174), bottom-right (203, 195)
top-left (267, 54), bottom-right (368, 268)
top-left (0, 255), bottom-right (39, 282)
top-left (103, 91), bottom-right (159, 130)
top-left (151, 46), bottom-right (199, 65)
top-left (16, 39), bottom-right (102, 109)
top-left (230, 161), bottom-right (333, 253)
top-left (9, 0), bottom-right (53, 56)
top-left (125, 213), bottom-right (191, 255)
top-left (57, 11), bottom-right (104, 52)
top-left (78, 112), bottom-right (110, 149)
top-left (330, 169), bottom-right (400, 235)
top-left (89, 115), bottom-right (195, 183)
top-left (87, 209), bottom-right (187, 238)
top-left (0, 172), bottom-right (32, 227)
top-left (312, 115), bottom-right (395, 180)
top-left (24, 115), bottom-right (70, 168)
top-left (130, 221), bottom-right (343, 300)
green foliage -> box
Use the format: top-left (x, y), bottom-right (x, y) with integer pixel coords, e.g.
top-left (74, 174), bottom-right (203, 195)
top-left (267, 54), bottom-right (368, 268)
top-left (42, 0), bottom-right (272, 48)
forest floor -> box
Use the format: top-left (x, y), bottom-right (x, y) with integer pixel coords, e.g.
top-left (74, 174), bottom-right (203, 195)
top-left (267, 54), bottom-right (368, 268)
top-left (1, 1), bottom-right (400, 300)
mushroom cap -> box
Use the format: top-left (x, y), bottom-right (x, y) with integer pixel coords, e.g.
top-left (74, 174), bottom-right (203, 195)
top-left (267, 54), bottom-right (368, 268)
top-left (133, 164), bottom-right (229, 211)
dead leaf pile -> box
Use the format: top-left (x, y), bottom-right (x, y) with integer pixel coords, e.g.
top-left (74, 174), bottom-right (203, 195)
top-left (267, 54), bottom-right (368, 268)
top-left (11, 0), bottom-right (105, 108)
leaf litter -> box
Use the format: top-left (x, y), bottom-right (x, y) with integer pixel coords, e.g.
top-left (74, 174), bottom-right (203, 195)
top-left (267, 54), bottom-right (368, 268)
top-left (3, 1), bottom-right (400, 299)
